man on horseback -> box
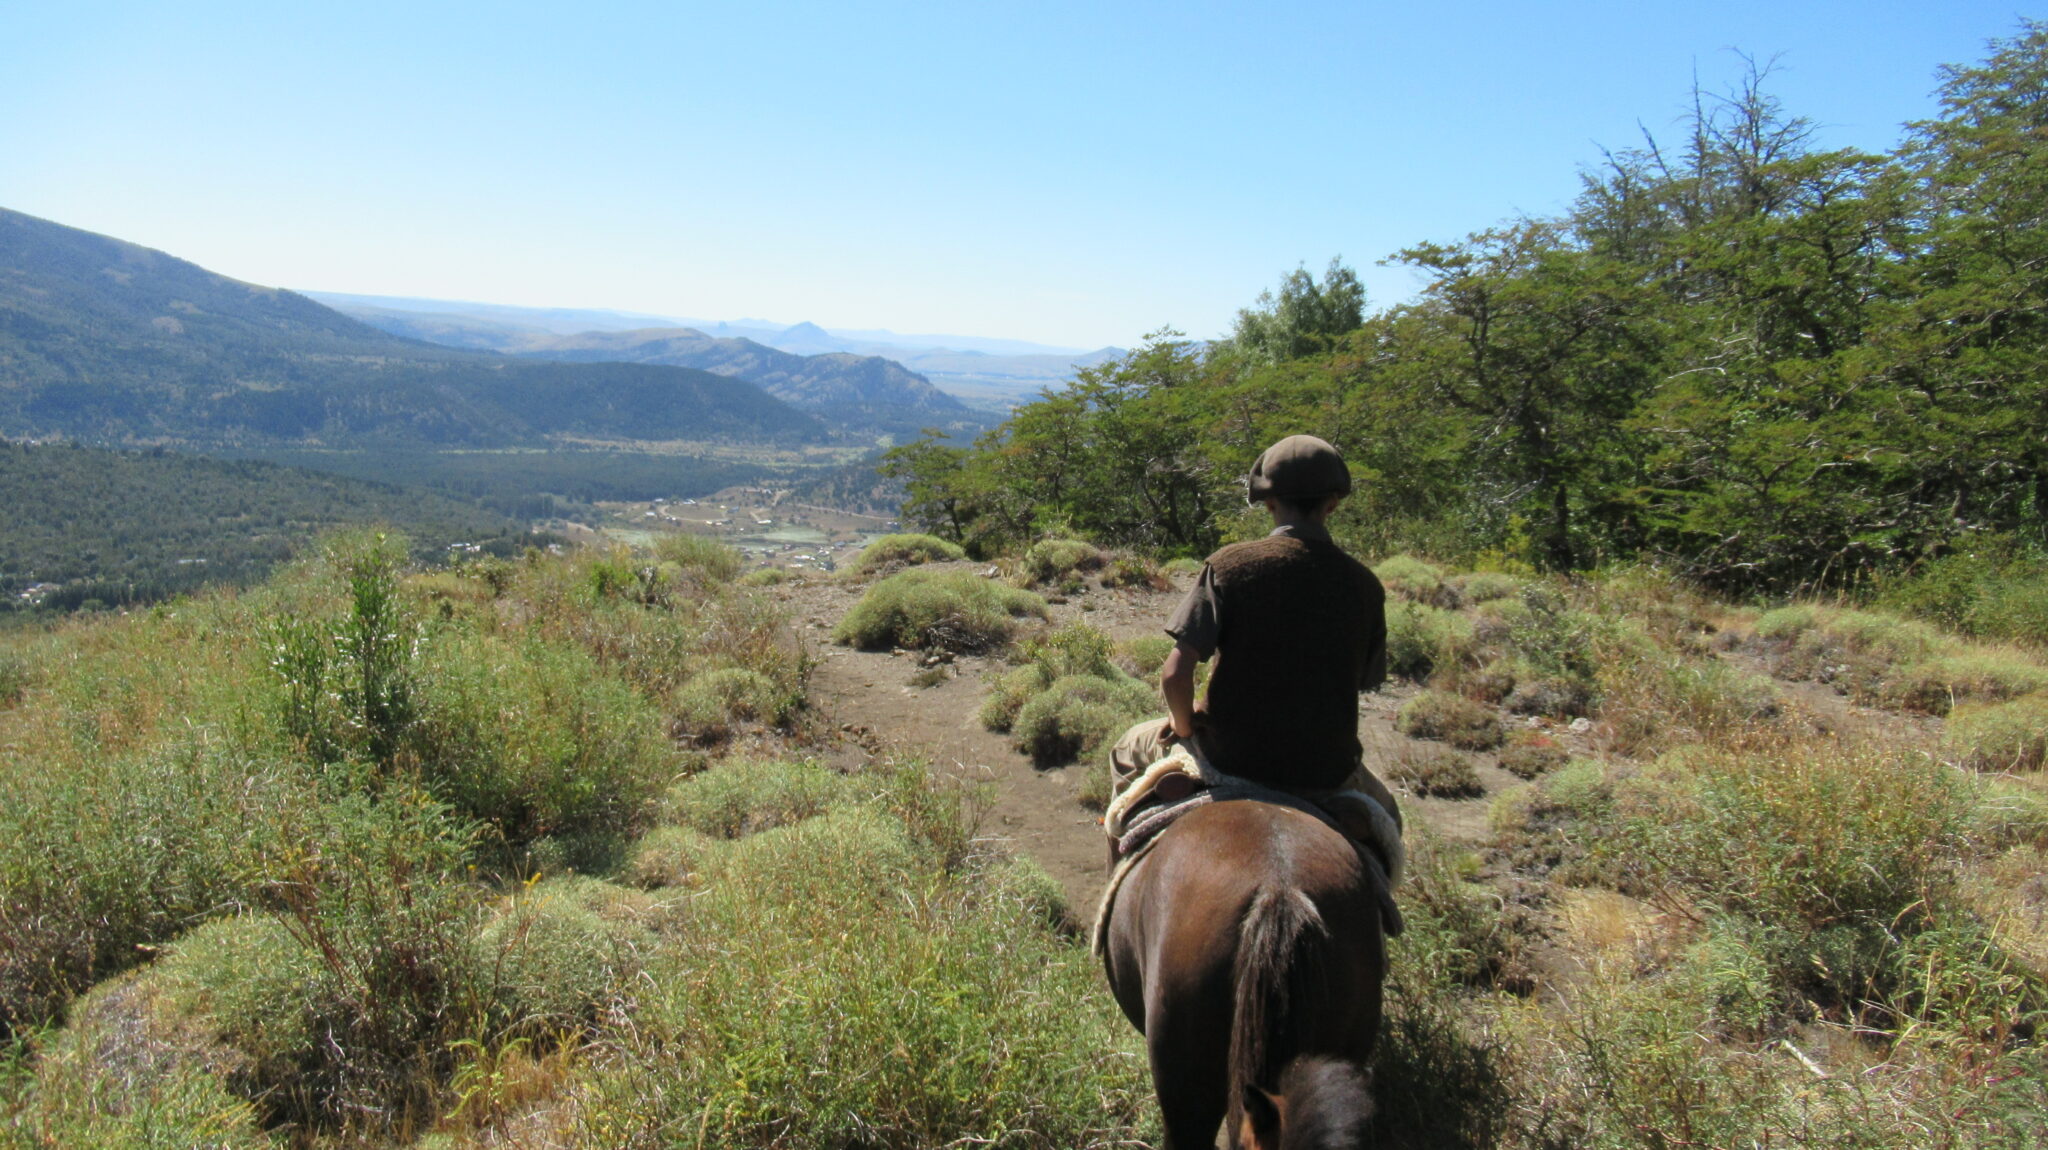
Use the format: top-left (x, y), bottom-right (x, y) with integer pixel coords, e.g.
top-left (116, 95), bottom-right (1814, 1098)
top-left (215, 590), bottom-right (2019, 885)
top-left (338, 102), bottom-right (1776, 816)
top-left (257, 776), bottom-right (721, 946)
top-left (1110, 433), bottom-right (1401, 838)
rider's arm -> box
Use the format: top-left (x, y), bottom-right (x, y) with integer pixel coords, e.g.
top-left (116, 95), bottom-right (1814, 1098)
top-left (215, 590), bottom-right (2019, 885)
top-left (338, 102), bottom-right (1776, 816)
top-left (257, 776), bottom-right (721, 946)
top-left (1162, 641), bottom-right (1201, 739)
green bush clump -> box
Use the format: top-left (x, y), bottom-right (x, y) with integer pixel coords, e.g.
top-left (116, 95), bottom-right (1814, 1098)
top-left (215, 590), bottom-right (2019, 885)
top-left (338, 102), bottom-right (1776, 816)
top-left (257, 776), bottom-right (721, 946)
top-left (1020, 538), bottom-right (1106, 586)
top-left (1013, 674), bottom-right (1157, 766)
top-left (737, 566), bottom-right (793, 586)
top-left (849, 533), bottom-right (966, 575)
top-left (1098, 553), bottom-right (1169, 590)
top-left (582, 771), bottom-right (1154, 1148)
top-left (671, 666), bottom-right (797, 740)
top-left (980, 663), bottom-right (1052, 733)
top-left (833, 569), bottom-right (1047, 652)
top-left (1398, 690), bottom-right (1506, 751)
top-left (0, 743), bottom-right (312, 1036)
top-left (1374, 554), bottom-right (1453, 605)
top-left (623, 822), bottom-right (723, 889)
top-left (653, 532), bottom-right (743, 584)
top-left (1450, 570), bottom-right (1523, 605)
top-left (1116, 634), bottom-right (1176, 679)
top-left (476, 876), bottom-right (656, 1035)
top-left (1877, 547), bottom-right (2048, 647)
top-left (1880, 652), bottom-right (2048, 715)
top-left (1944, 694), bottom-right (2048, 772)
top-left (1161, 556), bottom-right (1204, 578)
top-left (664, 757), bottom-right (853, 839)
top-left (4, 968), bottom-right (274, 1149)
top-left (412, 631), bottom-right (676, 858)
top-left (1498, 737), bottom-right (1570, 780)
top-left (1388, 748), bottom-right (1484, 797)
top-left (1385, 601), bottom-right (1477, 681)
top-left (1596, 642), bottom-right (1780, 755)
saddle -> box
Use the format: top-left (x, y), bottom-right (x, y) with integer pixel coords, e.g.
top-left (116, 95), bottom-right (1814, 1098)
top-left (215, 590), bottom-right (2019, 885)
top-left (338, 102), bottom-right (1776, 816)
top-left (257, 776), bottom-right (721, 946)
top-left (1091, 744), bottom-right (1406, 959)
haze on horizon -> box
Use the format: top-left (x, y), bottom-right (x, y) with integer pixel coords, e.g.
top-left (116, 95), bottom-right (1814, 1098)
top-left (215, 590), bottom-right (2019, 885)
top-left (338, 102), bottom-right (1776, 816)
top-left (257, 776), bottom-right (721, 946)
top-left (2, 1), bottom-right (2031, 350)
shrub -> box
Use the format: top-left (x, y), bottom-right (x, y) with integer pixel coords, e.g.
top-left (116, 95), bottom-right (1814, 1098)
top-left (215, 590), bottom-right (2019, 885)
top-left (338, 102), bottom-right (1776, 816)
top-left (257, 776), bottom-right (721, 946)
top-left (979, 663), bottom-right (1051, 733)
top-left (833, 569), bottom-right (1047, 652)
top-left (476, 876), bottom-right (656, 1036)
top-left (1020, 538), bottom-right (1106, 585)
top-left (1449, 570), bottom-right (1522, 605)
top-left (1504, 675), bottom-right (1592, 719)
top-left (412, 631), bottom-right (675, 857)
top-left (0, 743), bottom-right (313, 1036)
top-left (1944, 694), bottom-right (2048, 772)
top-left (623, 823), bottom-right (723, 889)
top-left (1161, 557), bottom-right (1204, 578)
top-left (1117, 634), bottom-right (1176, 679)
top-left (1498, 736), bottom-right (1569, 780)
top-left (580, 781), bottom-right (1153, 1148)
top-left (1388, 748), bottom-right (1483, 798)
top-left (1099, 554), bottom-right (1169, 590)
top-left (1385, 601), bottom-right (1477, 681)
top-left (1374, 554), bottom-right (1453, 606)
top-left (1880, 652), bottom-right (2048, 715)
top-left (848, 533), bottom-right (966, 575)
top-left (652, 532), bottom-right (743, 584)
top-left (671, 666), bottom-right (796, 739)
top-left (1596, 643), bottom-right (1780, 755)
top-left (1011, 674), bottom-right (1157, 766)
top-left (0, 648), bottom-right (33, 706)
top-left (737, 566), bottom-right (793, 587)
top-left (1398, 690), bottom-right (1505, 751)
top-left (664, 758), bottom-right (853, 839)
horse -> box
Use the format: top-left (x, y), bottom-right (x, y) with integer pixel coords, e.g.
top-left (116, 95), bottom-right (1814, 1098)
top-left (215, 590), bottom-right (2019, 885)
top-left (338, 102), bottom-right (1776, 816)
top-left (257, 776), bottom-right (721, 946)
top-left (1103, 797), bottom-right (1387, 1150)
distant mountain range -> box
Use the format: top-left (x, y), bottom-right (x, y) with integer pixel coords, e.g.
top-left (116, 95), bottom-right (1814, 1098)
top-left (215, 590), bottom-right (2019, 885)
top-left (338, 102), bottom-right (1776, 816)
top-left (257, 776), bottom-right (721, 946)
top-left (309, 292), bottom-right (1125, 408)
top-left (0, 209), bottom-right (994, 449)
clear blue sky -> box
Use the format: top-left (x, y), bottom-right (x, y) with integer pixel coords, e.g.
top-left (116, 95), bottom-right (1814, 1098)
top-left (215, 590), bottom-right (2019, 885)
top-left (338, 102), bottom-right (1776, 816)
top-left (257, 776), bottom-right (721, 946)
top-left (2, 1), bottom-right (2035, 350)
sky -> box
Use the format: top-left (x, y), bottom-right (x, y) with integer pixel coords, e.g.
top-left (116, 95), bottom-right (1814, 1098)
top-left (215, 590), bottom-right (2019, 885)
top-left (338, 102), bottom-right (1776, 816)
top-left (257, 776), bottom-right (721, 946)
top-left (1, 1), bottom-right (2037, 351)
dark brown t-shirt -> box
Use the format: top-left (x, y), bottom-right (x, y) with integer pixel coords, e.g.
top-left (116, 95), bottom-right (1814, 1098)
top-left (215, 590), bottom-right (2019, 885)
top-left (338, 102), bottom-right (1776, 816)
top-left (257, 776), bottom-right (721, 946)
top-left (1165, 524), bottom-right (1385, 789)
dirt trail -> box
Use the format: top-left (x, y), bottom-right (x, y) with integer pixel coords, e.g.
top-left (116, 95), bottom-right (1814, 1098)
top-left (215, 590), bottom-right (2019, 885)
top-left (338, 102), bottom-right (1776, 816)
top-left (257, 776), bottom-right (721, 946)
top-left (776, 562), bottom-right (1577, 919)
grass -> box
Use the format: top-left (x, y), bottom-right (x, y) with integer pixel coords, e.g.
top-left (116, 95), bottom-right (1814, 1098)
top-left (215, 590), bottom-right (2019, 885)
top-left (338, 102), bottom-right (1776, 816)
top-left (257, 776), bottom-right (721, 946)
top-left (1944, 693), bottom-right (2048, 772)
top-left (977, 623), bottom-right (1158, 766)
top-left (833, 568), bottom-right (1048, 652)
top-left (847, 532), bottom-right (966, 575)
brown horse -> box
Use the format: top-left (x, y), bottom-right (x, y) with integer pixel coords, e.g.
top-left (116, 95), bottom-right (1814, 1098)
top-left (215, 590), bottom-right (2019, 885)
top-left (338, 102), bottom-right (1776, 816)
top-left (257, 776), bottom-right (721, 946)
top-left (1104, 798), bottom-right (1386, 1150)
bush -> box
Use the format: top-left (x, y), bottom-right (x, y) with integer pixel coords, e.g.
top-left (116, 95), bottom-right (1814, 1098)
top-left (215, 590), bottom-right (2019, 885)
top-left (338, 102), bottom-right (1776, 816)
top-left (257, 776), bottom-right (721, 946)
top-left (1161, 557), bottom-right (1204, 578)
top-left (671, 666), bottom-right (797, 740)
top-left (1012, 674), bottom-right (1157, 766)
top-left (737, 566), bottom-right (793, 586)
top-left (1374, 554), bottom-right (1453, 606)
top-left (623, 823), bottom-right (723, 889)
top-left (979, 663), bottom-right (1051, 733)
top-left (833, 569), bottom-right (1047, 652)
top-left (1099, 554), bottom-right (1169, 590)
top-left (1449, 570), bottom-right (1522, 605)
top-left (1020, 538), bottom-right (1106, 586)
top-left (1498, 736), bottom-right (1570, 780)
top-left (1385, 601), bottom-right (1477, 681)
top-left (664, 758), bottom-right (853, 839)
top-left (412, 631), bottom-right (676, 857)
top-left (1880, 652), bottom-right (2048, 715)
top-left (1944, 694), bottom-right (2048, 772)
top-left (476, 876), bottom-right (655, 1036)
top-left (653, 532), bottom-right (743, 584)
top-left (1388, 748), bottom-right (1483, 798)
top-left (1398, 690), bottom-right (1505, 751)
top-left (1117, 634), bottom-right (1176, 679)
top-left (849, 533), bottom-right (966, 575)
top-left (580, 776), bottom-right (1154, 1148)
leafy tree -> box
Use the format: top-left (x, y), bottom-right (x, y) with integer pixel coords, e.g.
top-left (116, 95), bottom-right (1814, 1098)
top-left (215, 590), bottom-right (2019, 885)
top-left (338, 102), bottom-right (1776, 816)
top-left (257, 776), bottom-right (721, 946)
top-left (1230, 258), bottom-right (1366, 363)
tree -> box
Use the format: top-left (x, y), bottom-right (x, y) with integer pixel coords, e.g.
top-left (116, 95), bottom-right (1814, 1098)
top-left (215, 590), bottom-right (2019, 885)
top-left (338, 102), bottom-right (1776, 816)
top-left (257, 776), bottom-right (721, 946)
top-left (1230, 259), bottom-right (1366, 363)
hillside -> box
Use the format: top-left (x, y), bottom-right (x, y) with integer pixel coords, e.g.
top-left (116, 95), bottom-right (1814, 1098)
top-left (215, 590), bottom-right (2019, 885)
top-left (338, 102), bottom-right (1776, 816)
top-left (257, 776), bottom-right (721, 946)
top-left (510, 326), bottom-right (981, 433)
top-left (0, 209), bottom-right (823, 447)
top-left (0, 440), bottom-right (532, 611)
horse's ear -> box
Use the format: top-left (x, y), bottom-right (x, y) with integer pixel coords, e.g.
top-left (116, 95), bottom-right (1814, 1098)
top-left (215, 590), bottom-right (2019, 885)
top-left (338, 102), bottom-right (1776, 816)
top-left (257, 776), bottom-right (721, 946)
top-left (1239, 1082), bottom-right (1283, 1149)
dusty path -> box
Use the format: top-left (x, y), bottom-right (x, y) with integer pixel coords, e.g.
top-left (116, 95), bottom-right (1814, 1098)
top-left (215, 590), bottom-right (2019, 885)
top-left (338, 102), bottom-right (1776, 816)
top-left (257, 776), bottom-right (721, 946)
top-left (776, 562), bottom-right (1572, 919)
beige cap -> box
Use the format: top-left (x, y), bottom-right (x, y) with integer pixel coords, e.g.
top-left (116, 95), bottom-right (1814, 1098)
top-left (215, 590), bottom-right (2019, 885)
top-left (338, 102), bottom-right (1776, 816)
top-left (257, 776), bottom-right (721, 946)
top-left (1247, 435), bottom-right (1351, 504)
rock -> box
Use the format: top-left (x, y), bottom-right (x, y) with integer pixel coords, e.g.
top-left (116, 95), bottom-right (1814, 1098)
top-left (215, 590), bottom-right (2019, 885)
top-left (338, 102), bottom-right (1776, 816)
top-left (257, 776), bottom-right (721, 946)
top-left (1568, 717), bottom-right (1593, 734)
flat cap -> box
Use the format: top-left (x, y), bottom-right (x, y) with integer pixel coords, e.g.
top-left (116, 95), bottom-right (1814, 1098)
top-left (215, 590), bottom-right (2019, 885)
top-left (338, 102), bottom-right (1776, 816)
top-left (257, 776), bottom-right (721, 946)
top-left (1247, 434), bottom-right (1351, 504)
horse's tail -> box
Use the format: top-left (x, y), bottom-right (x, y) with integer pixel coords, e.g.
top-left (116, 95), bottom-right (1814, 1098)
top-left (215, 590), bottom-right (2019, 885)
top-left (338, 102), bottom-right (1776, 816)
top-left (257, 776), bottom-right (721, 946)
top-left (1227, 882), bottom-right (1331, 1125)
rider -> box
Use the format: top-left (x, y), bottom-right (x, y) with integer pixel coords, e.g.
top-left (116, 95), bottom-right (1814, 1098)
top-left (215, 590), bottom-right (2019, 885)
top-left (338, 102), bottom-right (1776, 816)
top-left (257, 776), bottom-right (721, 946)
top-left (1111, 433), bottom-right (1401, 833)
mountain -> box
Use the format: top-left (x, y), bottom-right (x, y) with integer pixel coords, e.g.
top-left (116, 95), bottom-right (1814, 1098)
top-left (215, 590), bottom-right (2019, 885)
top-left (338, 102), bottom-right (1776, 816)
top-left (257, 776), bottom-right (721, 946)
top-left (0, 209), bottom-right (823, 447)
top-left (311, 294), bottom-right (1125, 408)
top-left (501, 326), bottom-right (979, 433)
